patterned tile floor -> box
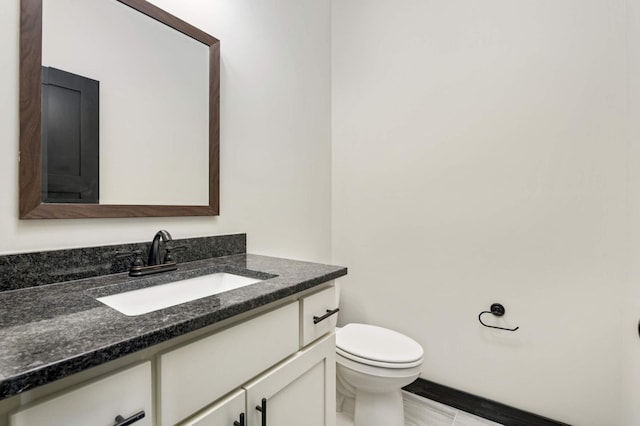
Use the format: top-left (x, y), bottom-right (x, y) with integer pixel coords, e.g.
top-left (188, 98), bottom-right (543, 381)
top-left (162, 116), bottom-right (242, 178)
top-left (336, 391), bottom-right (503, 426)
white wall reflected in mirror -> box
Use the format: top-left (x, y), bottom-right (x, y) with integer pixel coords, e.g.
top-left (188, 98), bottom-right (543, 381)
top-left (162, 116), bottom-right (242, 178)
top-left (42, 0), bottom-right (209, 205)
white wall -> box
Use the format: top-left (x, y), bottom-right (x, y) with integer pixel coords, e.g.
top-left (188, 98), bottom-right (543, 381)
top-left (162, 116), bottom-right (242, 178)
top-left (332, 1), bottom-right (634, 425)
top-left (626, 0), bottom-right (640, 422)
top-left (0, 0), bottom-right (332, 262)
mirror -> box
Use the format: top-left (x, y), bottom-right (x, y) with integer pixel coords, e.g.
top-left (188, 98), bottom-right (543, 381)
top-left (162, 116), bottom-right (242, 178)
top-left (19, 0), bottom-right (220, 218)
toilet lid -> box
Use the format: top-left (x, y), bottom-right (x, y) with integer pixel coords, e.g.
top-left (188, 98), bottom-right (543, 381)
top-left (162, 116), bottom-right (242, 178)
top-left (336, 323), bottom-right (423, 364)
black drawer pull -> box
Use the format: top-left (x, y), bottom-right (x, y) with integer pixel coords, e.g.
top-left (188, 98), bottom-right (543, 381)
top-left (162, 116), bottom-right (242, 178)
top-left (233, 412), bottom-right (245, 426)
top-left (114, 410), bottom-right (145, 426)
top-left (255, 398), bottom-right (267, 426)
top-left (313, 308), bottom-right (339, 324)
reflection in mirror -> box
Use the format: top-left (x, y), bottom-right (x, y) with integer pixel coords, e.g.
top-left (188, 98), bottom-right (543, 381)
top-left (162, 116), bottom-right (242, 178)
top-left (43, 0), bottom-right (208, 205)
top-left (41, 66), bottom-right (100, 203)
top-left (19, 0), bottom-right (220, 218)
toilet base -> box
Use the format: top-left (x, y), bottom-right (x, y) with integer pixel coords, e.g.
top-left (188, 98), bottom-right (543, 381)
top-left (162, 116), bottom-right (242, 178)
top-left (353, 388), bottom-right (404, 426)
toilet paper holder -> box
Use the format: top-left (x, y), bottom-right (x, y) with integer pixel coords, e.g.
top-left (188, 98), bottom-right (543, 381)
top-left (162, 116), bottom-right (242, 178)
top-left (478, 303), bottom-right (519, 332)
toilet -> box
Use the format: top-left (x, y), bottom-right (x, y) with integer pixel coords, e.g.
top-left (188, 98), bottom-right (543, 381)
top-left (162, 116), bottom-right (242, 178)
top-left (335, 323), bottom-right (424, 426)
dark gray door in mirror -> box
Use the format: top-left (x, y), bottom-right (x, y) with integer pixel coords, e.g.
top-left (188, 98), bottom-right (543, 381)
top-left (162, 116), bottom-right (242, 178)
top-left (42, 67), bottom-right (99, 204)
top-left (19, 0), bottom-right (220, 219)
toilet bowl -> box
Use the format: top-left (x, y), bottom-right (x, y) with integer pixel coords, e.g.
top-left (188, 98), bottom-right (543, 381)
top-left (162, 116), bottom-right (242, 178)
top-left (336, 323), bottom-right (423, 426)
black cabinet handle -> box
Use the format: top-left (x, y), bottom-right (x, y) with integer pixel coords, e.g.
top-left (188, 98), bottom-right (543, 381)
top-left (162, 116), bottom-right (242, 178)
top-left (233, 413), bottom-right (245, 426)
top-left (255, 398), bottom-right (267, 426)
top-left (313, 308), bottom-right (339, 324)
top-left (114, 411), bottom-right (145, 426)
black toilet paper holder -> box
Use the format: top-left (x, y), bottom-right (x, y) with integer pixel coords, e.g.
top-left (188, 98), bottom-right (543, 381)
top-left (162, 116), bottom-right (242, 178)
top-left (478, 303), bottom-right (519, 332)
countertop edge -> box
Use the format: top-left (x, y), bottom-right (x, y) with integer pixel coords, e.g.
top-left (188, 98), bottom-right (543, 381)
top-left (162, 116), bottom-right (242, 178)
top-left (0, 255), bottom-right (347, 400)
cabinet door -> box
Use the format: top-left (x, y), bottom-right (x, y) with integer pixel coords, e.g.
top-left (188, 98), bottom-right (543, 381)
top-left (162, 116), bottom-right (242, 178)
top-left (9, 362), bottom-right (152, 426)
top-left (244, 334), bottom-right (336, 426)
top-left (180, 389), bottom-right (245, 426)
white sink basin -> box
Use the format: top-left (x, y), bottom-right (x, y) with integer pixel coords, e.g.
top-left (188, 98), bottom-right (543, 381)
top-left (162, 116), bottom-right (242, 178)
top-left (97, 272), bottom-right (262, 316)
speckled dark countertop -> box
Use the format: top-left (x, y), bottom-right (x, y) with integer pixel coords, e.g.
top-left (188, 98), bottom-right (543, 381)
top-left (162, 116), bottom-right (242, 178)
top-left (0, 254), bottom-right (347, 400)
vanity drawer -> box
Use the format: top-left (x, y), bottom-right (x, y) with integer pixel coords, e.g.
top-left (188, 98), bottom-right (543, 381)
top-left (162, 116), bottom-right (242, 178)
top-left (301, 286), bottom-right (338, 347)
top-left (158, 301), bottom-right (299, 426)
top-left (9, 362), bottom-right (152, 426)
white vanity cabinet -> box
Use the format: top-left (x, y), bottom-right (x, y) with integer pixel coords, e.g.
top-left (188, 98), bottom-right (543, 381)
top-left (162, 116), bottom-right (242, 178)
top-left (159, 301), bottom-right (300, 425)
top-left (9, 362), bottom-right (153, 426)
top-left (180, 334), bottom-right (335, 426)
top-left (174, 285), bottom-right (338, 426)
top-left (4, 284), bottom-right (338, 426)
top-left (245, 334), bottom-right (335, 426)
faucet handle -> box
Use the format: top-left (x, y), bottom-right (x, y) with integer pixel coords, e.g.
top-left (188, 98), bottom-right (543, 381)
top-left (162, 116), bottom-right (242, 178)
top-left (164, 245), bottom-right (186, 263)
top-left (115, 250), bottom-right (145, 269)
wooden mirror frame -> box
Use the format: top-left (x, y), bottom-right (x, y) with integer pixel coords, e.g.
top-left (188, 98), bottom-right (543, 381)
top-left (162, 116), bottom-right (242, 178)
top-left (19, 0), bottom-right (220, 219)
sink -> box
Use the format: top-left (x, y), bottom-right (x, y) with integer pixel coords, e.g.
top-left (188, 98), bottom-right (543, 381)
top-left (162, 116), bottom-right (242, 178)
top-left (96, 273), bottom-right (262, 316)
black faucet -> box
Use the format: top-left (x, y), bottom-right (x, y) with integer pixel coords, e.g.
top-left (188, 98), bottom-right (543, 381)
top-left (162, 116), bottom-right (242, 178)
top-left (125, 230), bottom-right (178, 277)
top-left (148, 229), bottom-right (173, 266)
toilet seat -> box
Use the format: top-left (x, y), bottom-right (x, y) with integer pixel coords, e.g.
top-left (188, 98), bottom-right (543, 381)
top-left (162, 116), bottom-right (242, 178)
top-left (336, 323), bottom-right (423, 369)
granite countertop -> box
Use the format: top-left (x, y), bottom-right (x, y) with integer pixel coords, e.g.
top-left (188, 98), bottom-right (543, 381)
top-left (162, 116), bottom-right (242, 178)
top-left (0, 254), bottom-right (347, 400)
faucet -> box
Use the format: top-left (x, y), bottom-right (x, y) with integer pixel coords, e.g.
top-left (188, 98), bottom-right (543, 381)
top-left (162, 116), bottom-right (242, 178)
top-left (148, 230), bottom-right (173, 266)
top-left (124, 230), bottom-right (178, 277)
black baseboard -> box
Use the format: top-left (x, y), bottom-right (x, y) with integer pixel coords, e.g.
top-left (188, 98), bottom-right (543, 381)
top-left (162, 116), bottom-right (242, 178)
top-left (403, 378), bottom-right (571, 426)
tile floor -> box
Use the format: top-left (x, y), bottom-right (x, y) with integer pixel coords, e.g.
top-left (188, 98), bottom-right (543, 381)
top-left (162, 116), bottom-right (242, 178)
top-left (336, 391), bottom-right (503, 426)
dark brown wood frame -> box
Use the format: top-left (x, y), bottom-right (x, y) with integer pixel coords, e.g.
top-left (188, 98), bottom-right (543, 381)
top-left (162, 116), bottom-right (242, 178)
top-left (19, 0), bottom-right (220, 219)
